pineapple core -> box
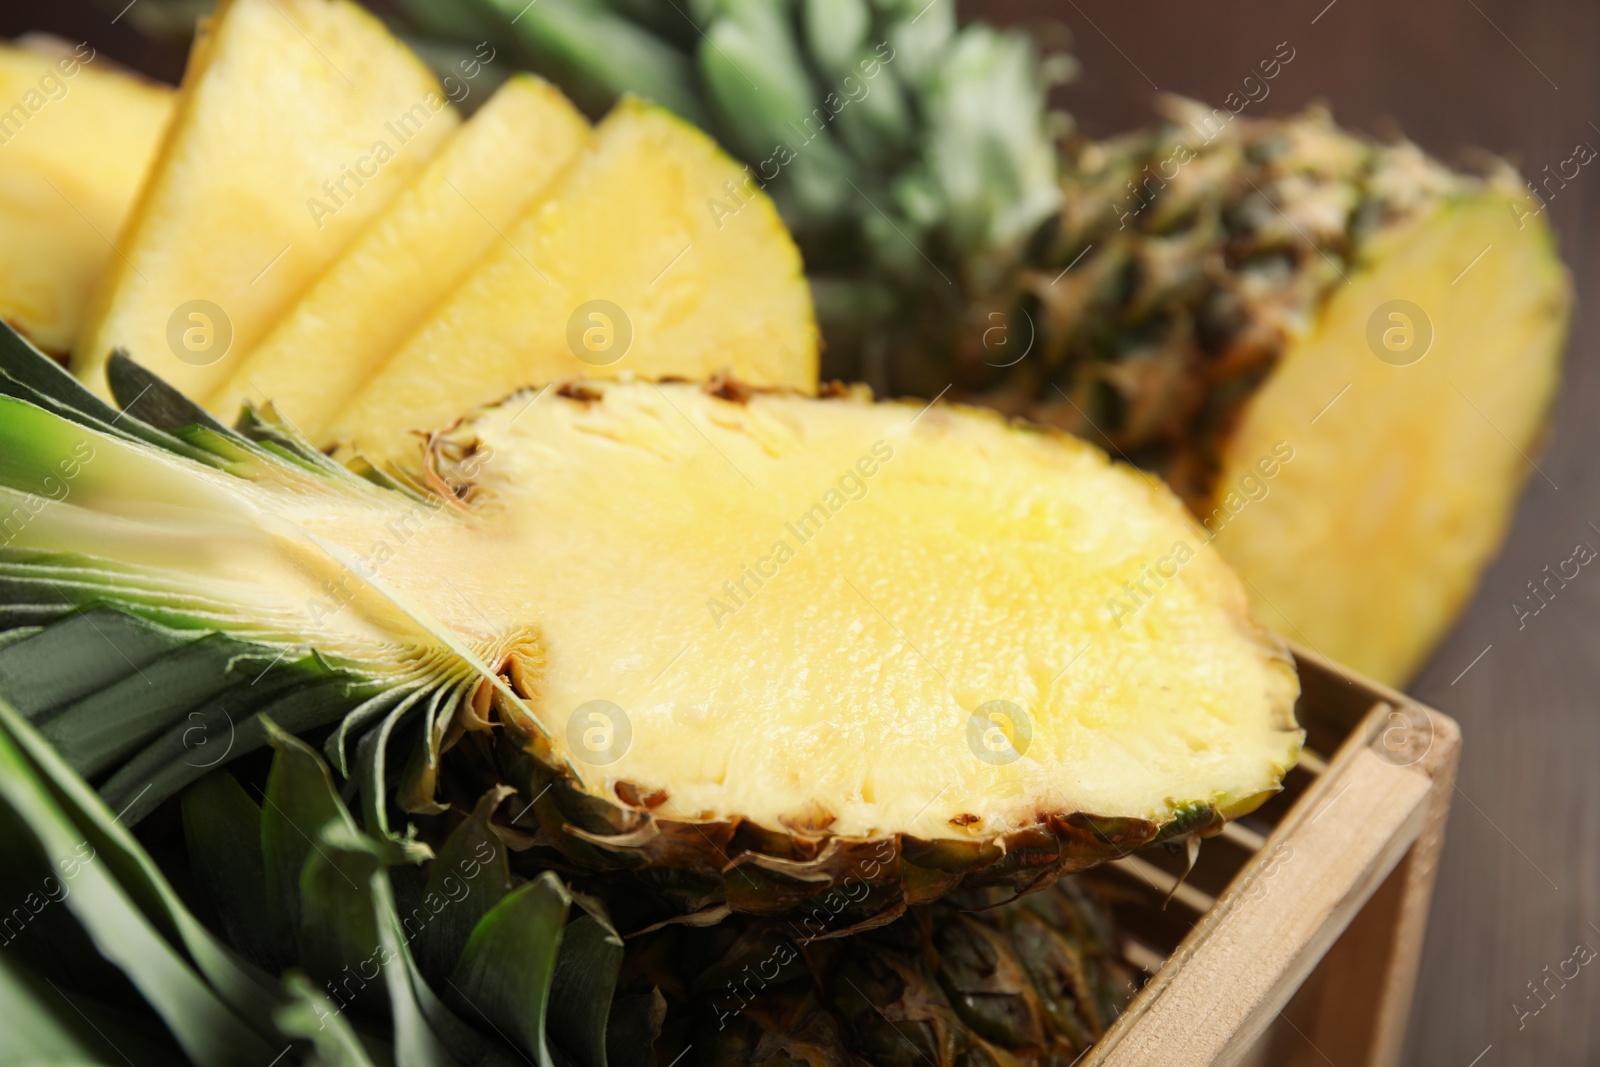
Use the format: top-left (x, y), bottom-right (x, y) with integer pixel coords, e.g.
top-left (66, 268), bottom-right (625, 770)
top-left (283, 382), bottom-right (1299, 841)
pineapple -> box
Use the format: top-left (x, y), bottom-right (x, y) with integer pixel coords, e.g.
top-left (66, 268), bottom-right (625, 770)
top-left (978, 103), bottom-right (1569, 684)
top-left (71, 0), bottom-right (458, 403)
top-left (0, 322), bottom-right (1299, 926)
top-left (0, 39), bottom-right (173, 354)
top-left (322, 97), bottom-right (819, 470)
top-left (205, 73), bottom-right (591, 440)
top-left (0, 685), bottom-right (1134, 1065)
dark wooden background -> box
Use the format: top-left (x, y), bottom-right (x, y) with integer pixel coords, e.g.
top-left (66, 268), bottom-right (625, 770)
top-left (4, 0), bottom-right (1596, 1061)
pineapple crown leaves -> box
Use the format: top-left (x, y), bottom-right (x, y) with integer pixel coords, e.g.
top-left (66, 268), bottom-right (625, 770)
top-left (0, 322), bottom-right (553, 836)
top-left (0, 690), bottom-right (649, 1067)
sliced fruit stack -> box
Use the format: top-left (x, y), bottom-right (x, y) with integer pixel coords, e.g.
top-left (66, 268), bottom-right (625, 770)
top-left (57, 0), bottom-right (815, 473)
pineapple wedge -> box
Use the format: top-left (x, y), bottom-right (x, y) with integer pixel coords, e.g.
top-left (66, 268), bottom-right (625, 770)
top-left (71, 0), bottom-right (456, 402)
top-left (324, 98), bottom-right (818, 469)
top-left (206, 74), bottom-right (590, 439)
top-left (1213, 194), bottom-right (1566, 683)
top-left (0, 41), bottom-right (172, 354)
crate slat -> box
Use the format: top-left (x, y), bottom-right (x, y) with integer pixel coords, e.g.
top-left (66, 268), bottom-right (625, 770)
top-left (1082, 643), bottom-right (1461, 1066)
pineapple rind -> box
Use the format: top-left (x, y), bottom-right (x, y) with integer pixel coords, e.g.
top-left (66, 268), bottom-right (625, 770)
top-left (973, 102), bottom-right (1570, 684)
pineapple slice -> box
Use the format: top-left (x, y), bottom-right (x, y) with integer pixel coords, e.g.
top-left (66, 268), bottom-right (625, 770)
top-left (206, 75), bottom-right (590, 439)
top-left (324, 98), bottom-right (818, 469)
top-left (0, 329), bottom-right (1296, 920)
top-left (1213, 194), bottom-right (1567, 683)
top-left (0, 41), bottom-right (172, 353)
top-left (71, 0), bottom-right (456, 402)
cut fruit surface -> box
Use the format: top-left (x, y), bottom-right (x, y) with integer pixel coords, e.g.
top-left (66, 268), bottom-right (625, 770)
top-left (206, 74), bottom-right (590, 438)
top-left (0, 42), bottom-right (173, 353)
top-left (429, 382), bottom-right (1299, 840)
top-left (0, 325), bottom-right (1298, 921)
top-left (1212, 193), bottom-right (1567, 683)
top-left (324, 98), bottom-right (818, 470)
top-left (71, 0), bottom-right (456, 401)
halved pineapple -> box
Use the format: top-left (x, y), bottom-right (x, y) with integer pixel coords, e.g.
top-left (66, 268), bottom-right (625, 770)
top-left (1212, 193), bottom-right (1567, 683)
top-left (324, 98), bottom-right (818, 469)
top-left (0, 327), bottom-right (1296, 922)
top-left (71, 0), bottom-right (456, 401)
top-left (429, 381), bottom-right (1298, 846)
top-left (206, 74), bottom-right (590, 439)
top-left (0, 41), bottom-right (172, 353)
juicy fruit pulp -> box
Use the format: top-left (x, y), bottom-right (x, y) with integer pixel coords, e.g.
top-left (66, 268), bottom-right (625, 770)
top-left (71, 0), bottom-right (456, 401)
top-left (206, 74), bottom-right (590, 440)
top-left (0, 41), bottom-right (172, 353)
top-left (324, 98), bottom-right (819, 470)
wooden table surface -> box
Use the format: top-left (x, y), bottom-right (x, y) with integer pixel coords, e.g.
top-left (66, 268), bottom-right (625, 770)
top-left (977, 1), bottom-right (1598, 1062)
top-left (5, 0), bottom-right (1596, 1061)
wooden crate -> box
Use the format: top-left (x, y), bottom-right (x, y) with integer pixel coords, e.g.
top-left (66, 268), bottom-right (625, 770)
top-left (1081, 643), bottom-right (1461, 1067)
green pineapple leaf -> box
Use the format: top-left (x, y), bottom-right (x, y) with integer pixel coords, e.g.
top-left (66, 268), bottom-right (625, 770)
top-left (446, 873), bottom-right (572, 1067)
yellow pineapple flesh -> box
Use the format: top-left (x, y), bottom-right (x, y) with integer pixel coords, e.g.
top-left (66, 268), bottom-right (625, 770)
top-left (324, 98), bottom-right (818, 470)
top-left (0, 41), bottom-right (172, 354)
top-left (70, 0), bottom-right (456, 401)
top-left (416, 381), bottom-right (1299, 838)
top-left (205, 74), bottom-right (589, 439)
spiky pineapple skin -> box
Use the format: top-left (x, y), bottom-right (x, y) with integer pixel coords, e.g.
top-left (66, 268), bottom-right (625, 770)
top-left (622, 880), bottom-right (1135, 1066)
top-left (945, 100), bottom-right (1517, 505)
